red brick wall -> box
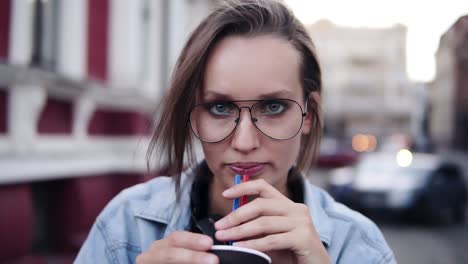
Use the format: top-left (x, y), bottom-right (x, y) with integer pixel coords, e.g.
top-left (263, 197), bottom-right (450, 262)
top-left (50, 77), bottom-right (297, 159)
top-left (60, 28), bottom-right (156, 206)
top-left (87, 0), bottom-right (109, 81)
top-left (88, 109), bottom-right (151, 136)
top-left (0, 0), bottom-right (11, 59)
top-left (37, 98), bottom-right (73, 134)
top-left (46, 173), bottom-right (144, 252)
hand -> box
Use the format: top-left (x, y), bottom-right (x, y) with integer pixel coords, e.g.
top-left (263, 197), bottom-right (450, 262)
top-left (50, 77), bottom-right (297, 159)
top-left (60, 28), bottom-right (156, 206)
top-left (214, 179), bottom-right (331, 264)
top-left (136, 231), bottom-right (218, 264)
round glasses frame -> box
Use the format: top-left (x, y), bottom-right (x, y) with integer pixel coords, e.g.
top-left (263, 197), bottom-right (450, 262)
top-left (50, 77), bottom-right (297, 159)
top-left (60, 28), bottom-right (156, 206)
top-left (188, 99), bottom-right (308, 143)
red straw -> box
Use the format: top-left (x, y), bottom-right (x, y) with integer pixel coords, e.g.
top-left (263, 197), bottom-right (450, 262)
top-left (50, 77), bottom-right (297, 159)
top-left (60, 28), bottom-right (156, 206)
top-left (240, 174), bottom-right (250, 206)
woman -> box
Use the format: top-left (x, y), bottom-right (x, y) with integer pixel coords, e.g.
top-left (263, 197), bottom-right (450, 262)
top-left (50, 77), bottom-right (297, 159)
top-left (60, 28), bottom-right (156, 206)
top-left (76, 1), bottom-right (396, 263)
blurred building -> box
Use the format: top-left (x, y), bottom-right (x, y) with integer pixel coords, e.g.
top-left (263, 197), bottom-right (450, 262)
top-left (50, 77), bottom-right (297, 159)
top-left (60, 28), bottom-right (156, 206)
top-left (0, 0), bottom-right (213, 260)
top-left (431, 15), bottom-right (468, 151)
top-left (308, 21), bottom-right (415, 140)
top-left (0, 0), bottom-right (213, 184)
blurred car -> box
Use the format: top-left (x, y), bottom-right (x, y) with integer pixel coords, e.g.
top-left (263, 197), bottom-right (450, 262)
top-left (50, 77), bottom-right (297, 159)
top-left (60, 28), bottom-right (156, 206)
top-left (316, 150), bottom-right (358, 169)
top-left (327, 151), bottom-right (467, 224)
top-left (316, 137), bottom-right (359, 169)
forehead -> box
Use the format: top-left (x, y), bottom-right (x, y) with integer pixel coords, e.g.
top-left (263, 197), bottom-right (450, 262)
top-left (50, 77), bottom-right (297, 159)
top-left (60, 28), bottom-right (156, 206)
top-left (202, 35), bottom-right (302, 101)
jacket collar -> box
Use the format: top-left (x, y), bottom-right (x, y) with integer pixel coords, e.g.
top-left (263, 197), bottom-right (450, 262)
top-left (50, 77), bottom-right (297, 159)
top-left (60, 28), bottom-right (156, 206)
top-left (134, 169), bottom-right (195, 236)
top-left (303, 181), bottom-right (333, 247)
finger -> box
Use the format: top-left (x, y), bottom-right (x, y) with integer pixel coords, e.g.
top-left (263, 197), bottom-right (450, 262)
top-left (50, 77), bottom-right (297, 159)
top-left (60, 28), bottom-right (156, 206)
top-left (215, 198), bottom-right (290, 229)
top-left (215, 215), bottom-right (295, 241)
top-left (222, 179), bottom-right (282, 199)
top-left (165, 231), bottom-right (214, 251)
top-left (138, 246), bottom-right (219, 264)
top-left (233, 233), bottom-right (293, 252)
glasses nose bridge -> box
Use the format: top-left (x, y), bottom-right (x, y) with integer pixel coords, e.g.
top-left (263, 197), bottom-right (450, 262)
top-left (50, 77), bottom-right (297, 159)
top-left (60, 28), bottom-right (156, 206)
top-left (237, 105), bottom-right (256, 122)
top-left (238, 105), bottom-right (252, 112)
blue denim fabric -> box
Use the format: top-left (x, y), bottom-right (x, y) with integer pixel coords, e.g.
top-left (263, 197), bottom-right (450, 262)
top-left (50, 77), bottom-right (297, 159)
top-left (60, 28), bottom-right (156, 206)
top-left (75, 167), bottom-right (396, 263)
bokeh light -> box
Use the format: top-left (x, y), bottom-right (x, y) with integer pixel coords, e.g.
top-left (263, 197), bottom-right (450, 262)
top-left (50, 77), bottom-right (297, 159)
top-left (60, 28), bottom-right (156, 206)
top-left (352, 134), bottom-right (378, 152)
top-left (396, 149), bottom-right (413, 167)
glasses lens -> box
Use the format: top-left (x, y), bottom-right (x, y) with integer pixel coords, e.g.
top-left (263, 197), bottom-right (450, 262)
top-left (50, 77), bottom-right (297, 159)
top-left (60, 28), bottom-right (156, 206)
top-left (190, 102), bottom-right (239, 142)
top-left (251, 99), bottom-right (304, 140)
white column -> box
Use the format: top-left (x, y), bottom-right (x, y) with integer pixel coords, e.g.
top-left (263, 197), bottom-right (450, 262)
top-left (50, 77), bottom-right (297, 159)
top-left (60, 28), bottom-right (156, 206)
top-left (141, 0), bottom-right (164, 98)
top-left (8, 0), bottom-right (34, 65)
top-left (188, 0), bottom-right (213, 28)
top-left (168, 0), bottom-right (189, 76)
top-left (73, 95), bottom-right (95, 141)
top-left (109, 0), bottom-right (144, 89)
top-left (56, 0), bottom-right (87, 80)
top-left (55, 0), bottom-right (90, 145)
top-left (8, 85), bottom-right (46, 154)
top-left (8, 0), bottom-right (45, 154)
top-left (166, 0), bottom-right (211, 88)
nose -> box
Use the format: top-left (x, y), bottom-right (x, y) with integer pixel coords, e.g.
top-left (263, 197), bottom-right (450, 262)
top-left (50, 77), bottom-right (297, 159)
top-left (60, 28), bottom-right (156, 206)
top-left (230, 108), bottom-right (260, 153)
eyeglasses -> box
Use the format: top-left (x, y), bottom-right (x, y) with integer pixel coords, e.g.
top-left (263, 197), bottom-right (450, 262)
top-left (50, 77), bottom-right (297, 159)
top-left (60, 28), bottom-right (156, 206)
top-left (189, 99), bottom-right (307, 143)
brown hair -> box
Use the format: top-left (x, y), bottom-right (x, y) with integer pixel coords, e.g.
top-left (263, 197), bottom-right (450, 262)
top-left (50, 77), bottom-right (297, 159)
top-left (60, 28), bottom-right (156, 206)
top-left (147, 0), bottom-right (323, 198)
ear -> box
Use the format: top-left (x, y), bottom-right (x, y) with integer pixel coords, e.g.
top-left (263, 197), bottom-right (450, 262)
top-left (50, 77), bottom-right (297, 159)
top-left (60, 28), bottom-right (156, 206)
top-left (301, 92), bottom-right (320, 135)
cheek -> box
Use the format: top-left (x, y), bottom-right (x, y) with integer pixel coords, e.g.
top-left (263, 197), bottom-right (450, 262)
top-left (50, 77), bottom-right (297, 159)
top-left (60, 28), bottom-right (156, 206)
top-left (272, 137), bottom-right (301, 167)
top-left (200, 142), bottom-right (227, 164)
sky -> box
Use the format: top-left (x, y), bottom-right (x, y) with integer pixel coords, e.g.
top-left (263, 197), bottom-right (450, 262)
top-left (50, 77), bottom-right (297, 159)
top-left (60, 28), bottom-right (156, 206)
top-left (284, 0), bottom-right (468, 82)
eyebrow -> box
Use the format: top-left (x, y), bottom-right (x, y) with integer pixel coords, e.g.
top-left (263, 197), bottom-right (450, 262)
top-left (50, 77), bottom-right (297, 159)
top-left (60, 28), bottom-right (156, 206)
top-left (203, 90), bottom-right (294, 101)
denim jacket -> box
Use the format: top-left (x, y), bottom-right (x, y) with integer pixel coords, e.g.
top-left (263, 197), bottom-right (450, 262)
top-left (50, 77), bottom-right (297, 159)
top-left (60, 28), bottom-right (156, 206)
top-left (75, 166), bottom-right (396, 264)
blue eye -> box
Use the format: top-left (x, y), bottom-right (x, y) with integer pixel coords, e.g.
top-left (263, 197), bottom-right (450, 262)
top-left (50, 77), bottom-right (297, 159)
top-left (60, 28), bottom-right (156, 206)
top-left (208, 103), bottom-right (235, 116)
top-left (260, 100), bottom-right (287, 115)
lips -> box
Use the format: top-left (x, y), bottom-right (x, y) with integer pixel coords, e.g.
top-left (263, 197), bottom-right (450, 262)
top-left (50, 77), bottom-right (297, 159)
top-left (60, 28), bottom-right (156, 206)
top-left (228, 162), bottom-right (266, 175)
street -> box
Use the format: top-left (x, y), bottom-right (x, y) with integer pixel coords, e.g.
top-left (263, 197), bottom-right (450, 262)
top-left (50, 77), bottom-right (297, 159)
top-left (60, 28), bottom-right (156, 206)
top-left (379, 150), bottom-right (468, 264)
top-left (379, 219), bottom-right (468, 264)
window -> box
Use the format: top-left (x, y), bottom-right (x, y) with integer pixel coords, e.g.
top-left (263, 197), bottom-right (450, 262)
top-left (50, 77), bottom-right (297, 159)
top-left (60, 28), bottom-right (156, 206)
top-left (31, 0), bottom-right (60, 69)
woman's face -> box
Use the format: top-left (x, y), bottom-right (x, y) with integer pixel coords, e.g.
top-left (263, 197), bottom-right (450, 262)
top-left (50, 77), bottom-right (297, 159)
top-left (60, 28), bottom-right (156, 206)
top-left (200, 35), bottom-right (312, 194)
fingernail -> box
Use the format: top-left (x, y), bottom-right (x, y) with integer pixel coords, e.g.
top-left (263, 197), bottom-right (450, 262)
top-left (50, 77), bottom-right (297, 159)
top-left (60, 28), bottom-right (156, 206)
top-left (222, 188), bottom-right (234, 196)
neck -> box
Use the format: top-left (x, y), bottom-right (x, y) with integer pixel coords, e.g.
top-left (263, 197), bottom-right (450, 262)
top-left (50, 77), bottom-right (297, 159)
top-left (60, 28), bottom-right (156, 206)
top-left (209, 177), bottom-right (232, 216)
